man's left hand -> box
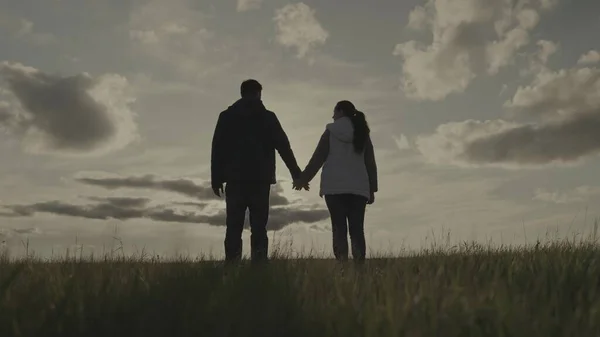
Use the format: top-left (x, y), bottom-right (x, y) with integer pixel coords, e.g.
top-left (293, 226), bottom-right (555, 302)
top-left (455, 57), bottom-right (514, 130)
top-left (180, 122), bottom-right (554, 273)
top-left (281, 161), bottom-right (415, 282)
top-left (212, 183), bottom-right (224, 198)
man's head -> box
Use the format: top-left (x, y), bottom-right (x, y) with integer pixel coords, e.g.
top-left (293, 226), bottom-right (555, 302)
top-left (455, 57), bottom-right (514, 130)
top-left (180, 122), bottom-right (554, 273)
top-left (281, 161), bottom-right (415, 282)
top-left (240, 79), bottom-right (262, 99)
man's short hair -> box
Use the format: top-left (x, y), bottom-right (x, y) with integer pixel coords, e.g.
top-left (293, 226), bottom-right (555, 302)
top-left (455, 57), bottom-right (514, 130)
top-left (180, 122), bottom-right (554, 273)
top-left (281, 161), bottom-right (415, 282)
top-left (240, 79), bottom-right (262, 98)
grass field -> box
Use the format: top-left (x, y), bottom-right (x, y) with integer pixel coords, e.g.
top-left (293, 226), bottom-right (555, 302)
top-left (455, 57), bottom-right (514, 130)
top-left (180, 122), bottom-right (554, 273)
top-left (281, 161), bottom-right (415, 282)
top-left (1, 239), bottom-right (600, 337)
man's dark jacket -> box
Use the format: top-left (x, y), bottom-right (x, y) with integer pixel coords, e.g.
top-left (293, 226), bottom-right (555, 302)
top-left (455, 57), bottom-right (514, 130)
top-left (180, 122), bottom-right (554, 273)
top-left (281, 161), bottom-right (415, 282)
top-left (211, 98), bottom-right (301, 187)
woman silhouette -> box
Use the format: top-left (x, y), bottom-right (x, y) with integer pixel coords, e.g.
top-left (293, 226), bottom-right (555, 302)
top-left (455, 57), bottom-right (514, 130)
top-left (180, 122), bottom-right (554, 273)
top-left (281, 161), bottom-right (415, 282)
top-left (294, 100), bottom-right (378, 262)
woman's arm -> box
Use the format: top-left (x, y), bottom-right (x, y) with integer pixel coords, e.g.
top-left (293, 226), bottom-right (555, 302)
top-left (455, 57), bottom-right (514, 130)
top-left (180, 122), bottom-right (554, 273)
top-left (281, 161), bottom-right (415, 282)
top-left (364, 135), bottom-right (378, 194)
top-left (300, 129), bottom-right (330, 183)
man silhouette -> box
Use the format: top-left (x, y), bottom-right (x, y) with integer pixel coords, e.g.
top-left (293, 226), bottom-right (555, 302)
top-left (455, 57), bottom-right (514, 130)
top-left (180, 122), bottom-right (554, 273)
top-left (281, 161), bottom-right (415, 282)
top-left (211, 79), bottom-right (303, 262)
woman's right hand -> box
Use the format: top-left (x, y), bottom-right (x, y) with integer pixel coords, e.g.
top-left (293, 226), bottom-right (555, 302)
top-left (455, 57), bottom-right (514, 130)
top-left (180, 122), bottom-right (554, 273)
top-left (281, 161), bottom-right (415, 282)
top-left (368, 192), bottom-right (375, 205)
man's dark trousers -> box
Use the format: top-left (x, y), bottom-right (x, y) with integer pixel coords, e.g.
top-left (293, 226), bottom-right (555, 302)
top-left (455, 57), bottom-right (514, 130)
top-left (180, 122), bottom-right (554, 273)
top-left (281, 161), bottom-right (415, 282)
top-left (224, 182), bottom-right (270, 262)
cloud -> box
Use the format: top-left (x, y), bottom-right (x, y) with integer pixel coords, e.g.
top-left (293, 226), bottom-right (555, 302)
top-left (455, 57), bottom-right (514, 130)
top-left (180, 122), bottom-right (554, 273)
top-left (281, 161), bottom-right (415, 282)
top-left (0, 227), bottom-right (41, 237)
top-left (86, 197), bottom-right (151, 209)
top-left (0, 173), bottom-right (327, 230)
top-left (129, 0), bottom-right (208, 43)
top-left (75, 174), bottom-right (293, 206)
top-left (417, 112), bottom-right (600, 168)
top-left (578, 50), bottom-right (600, 65)
top-left (274, 3), bottom-right (329, 58)
top-left (76, 174), bottom-right (215, 200)
top-left (270, 183), bottom-right (292, 206)
top-left (461, 114), bottom-right (600, 166)
top-left (538, 0), bottom-right (559, 10)
top-left (394, 0), bottom-right (555, 101)
top-left (393, 134), bottom-right (412, 151)
top-left (506, 67), bottom-right (600, 119)
top-left (173, 202), bottom-right (209, 210)
top-left (407, 6), bottom-right (430, 31)
top-left (128, 0), bottom-right (218, 76)
top-left (268, 207), bottom-right (330, 230)
top-left (416, 119), bottom-right (521, 167)
top-left (149, 206), bottom-right (329, 231)
top-left (5, 198), bottom-right (150, 221)
top-left (417, 62), bottom-right (600, 167)
top-left (533, 186), bottom-right (600, 204)
top-left (12, 227), bottom-right (42, 235)
top-left (0, 14), bottom-right (57, 46)
top-left (0, 197), bottom-right (328, 231)
top-left (0, 62), bottom-right (138, 156)
top-left (523, 40), bottom-right (559, 76)
top-left (486, 9), bottom-right (539, 75)
top-left (1, 199), bottom-right (149, 221)
top-left (237, 0), bottom-right (263, 12)
top-left (0, 227), bottom-right (41, 247)
top-left (535, 40), bottom-right (559, 65)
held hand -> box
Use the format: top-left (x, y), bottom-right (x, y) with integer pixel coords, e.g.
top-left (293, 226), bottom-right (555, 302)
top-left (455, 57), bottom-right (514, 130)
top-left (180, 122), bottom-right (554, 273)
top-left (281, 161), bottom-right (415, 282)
top-left (292, 179), bottom-right (303, 190)
top-left (302, 182), bottom-right (310, 191)
top-left (293, 179), bottom-right (310, 191)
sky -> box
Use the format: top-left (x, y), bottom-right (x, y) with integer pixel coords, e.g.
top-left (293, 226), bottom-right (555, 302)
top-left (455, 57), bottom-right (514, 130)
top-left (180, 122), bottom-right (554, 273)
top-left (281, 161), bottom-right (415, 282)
top-left (1, 0), bottom-right (600, 259)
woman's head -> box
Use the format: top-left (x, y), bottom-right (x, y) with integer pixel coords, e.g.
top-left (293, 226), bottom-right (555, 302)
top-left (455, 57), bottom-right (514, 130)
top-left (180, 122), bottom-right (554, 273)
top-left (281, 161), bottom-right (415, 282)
top-left (333, 100), bottom-right (356, 120)
top-left (333, 100), bottom-right (370, 153)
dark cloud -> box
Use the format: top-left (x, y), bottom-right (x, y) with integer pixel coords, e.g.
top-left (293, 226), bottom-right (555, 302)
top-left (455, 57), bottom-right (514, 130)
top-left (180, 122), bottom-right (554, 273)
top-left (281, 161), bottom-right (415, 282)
top-left (0, 227), bottom-right (41, 243)
top-left (0, 62), bottom-right (137, 155)
top-left (418, 65), bottom-right (600, 167)
top-left (0, 102), bottom-right (12, 123)
top-left (76, 175), bottom-right (215, 200)
top-left (173, 202), bottom-right (209, 210)
top-left (462, 112), bottom-right (600, 165)
top-left (2, 174), bottom-right (324, 229)
top-left (4, 200), bottom-right (147, 221)
top-left (0, 197), bottom-right (328, 231)
top-left (147, 208), bottom-right (215, 224)
top-left (270, 183), bottom-right (291, 206)
top-left (150, 206), bottom-right (329, 231)
top-left (76, 174), bottom-right (293, 206)
top-left (86, 196), bottom-right (151, 209)
top-left (11, 228), bottom-right (41, 235)
top-left (268, 207), bottom-right (330, 231)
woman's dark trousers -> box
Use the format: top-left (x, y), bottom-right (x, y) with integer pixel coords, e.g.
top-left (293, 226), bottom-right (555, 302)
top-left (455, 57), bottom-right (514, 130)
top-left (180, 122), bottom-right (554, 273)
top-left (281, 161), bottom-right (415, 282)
top-left (324, 194), bottom-right (368, 262)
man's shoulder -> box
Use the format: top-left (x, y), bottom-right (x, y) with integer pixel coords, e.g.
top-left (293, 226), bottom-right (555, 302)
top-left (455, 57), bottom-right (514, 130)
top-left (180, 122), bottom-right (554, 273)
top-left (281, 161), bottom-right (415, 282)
top-left (217, 106), bottom-right (236, 122)
top-left (219, 106), bottom-right (233, 116)
top-left (267, 109), bottom-right (278, 118)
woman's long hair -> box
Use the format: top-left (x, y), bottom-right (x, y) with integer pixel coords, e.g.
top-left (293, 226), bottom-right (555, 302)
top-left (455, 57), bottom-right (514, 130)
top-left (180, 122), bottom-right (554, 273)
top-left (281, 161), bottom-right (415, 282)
top-left (335, 100), bottom-right (370, 153)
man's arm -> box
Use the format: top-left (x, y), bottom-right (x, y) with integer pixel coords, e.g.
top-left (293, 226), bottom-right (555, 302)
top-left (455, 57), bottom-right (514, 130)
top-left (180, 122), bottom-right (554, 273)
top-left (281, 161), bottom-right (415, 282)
top-left (270, 113), bottom-right (301, 179)
top-left (300, 129), bottom-right (329, 183)
top-left (364, 135), bottom-right (378, 194)
top-left (211, 112), bottom-right (226, 189)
